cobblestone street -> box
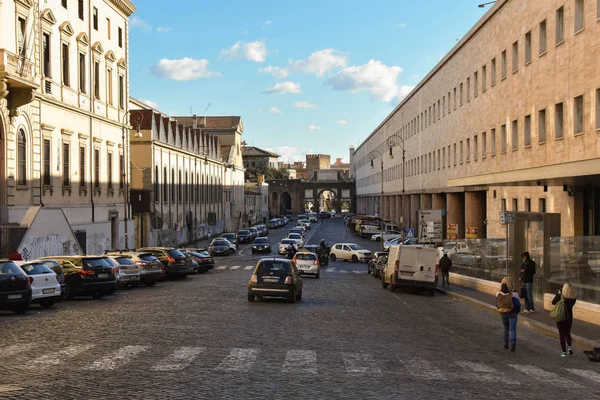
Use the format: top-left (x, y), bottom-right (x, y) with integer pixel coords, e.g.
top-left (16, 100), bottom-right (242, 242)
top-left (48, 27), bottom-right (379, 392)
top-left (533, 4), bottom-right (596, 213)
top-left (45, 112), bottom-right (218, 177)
top-left (1, 219), bottom-right (600, 399)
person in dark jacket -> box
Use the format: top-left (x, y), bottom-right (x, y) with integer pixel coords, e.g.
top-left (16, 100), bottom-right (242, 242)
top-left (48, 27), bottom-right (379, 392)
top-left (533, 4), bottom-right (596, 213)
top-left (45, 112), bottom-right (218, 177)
top-left (520, 252), bottom-right (536, 313)
top-left (439, 253), bottom-right (452, 287)
top-left (552, 283), bottom-right (577, 357)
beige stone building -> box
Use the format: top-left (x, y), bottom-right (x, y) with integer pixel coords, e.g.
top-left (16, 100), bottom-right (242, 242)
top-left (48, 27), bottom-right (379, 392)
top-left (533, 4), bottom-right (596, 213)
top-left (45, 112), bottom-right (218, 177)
top-left (0, 0), bottom-right (136, 258)
top-left (352, 0), bottom-right (600, 240)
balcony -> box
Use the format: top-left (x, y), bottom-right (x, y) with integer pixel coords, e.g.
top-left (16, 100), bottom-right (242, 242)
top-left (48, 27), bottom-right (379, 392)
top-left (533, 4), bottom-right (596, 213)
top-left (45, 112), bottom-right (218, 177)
top-left (0, 49), bottom-right (38, 117)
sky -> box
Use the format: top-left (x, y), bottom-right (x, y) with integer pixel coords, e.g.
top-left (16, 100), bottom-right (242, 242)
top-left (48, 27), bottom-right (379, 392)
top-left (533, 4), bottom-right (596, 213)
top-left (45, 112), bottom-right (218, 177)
top-left (129, 0), bottom-right (490, 163)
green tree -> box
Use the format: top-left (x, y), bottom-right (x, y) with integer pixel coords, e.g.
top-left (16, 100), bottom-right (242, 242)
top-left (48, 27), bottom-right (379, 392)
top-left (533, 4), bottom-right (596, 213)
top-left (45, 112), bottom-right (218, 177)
top-left (244, 166), bottom-right (290, 181)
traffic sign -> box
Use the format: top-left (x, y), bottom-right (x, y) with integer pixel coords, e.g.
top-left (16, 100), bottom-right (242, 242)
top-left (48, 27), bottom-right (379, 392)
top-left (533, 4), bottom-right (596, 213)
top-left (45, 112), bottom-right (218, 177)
top-left (500, 211), bottom-right (516, 225)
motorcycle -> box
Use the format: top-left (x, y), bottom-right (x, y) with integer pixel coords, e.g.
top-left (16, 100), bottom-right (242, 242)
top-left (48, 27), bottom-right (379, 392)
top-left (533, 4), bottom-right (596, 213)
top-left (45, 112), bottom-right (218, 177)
top-left (317, 246), bottom-right (330, 266)
top-left (285, 246), bottom-right (298, 260)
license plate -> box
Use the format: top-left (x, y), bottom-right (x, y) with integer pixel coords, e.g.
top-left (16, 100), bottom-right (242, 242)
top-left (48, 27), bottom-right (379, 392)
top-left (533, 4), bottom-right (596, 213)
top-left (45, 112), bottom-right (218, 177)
top-left (98, 273), bottom-right (109, 278)
top-left (263, 278), bottom-right (279, 282)
top-left (400, 271), bottom-right (413, 276)
top-left (42, 288), bottom-right (55, 294)
top-left (8, 294), bottom-right (22, 300)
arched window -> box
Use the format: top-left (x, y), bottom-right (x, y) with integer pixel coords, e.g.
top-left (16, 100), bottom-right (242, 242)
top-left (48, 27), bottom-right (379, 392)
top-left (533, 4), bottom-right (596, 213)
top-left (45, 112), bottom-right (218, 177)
top-left (163, 167), bottom-right (168, 202)
top-left (17, 129), bottom-right (27, 185)
top-left (171, 168), bottom-right (175, 202)
top-left (178, 169), bottom-right (182, 202)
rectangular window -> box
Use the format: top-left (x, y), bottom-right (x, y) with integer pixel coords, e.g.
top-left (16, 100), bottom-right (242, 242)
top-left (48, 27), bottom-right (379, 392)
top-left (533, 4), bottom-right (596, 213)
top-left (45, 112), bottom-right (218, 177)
top-left (555, 102), bottom-right (564, 138)
top-left (43, 139), bottom-right (51, 186)
top-left (453, 143), bottom-right (457, 165)
top-left (118, 75), bottom-right (124, 109)
top-left (524, 115), bottom-right (532, 146)
top-left (574, 0), bottom-right (585, 32)
top-left (539, 198), bottom-right (546, 213)
top-left (574, 95), bottom-right (584, 134)
top-left (491, 58), bottom-right (497, 85)
top-left (79, 146), bottom-right (85, 187)
top-left (460, 83), bottom-right (464, 105)
top-left (437, 149), bottom-right (441, 169)
top-left (107, 18), bottom-right (111, 39)
top-left (93, 7), bottom-right (98, 30)
top-left (442, 148), bottom-right (446, 168)
top-left (437, 100), bottom-right (441, 119)
top-left (474, 135), bottom-right (478, 160)
top-left (107, 68), bottom-right (113, 105)
top-left (62, 43), bottom-right (70, 86)
top-left (539, 109), bottom-right (547, 142)
top-left (94, 149), bottom-right (100, 188)
top-left (474, 72), bottom-right (478, 97)
top-left (525, 31), bottom-right (532, 64)
top-left (491, 128), bottom-right (496, 155)
top-left (433, 104), bottom-right (436, 123)
top-left (525, 198), bottom-right (531, 212)
top-left (512, 41), bottom-right (519, 72)
top-left (119, 154), bottom-right (124, 189)
top-left (466, 138), bottom-right (470, 162)
top-left (448, 92), bottom-right (451, 113)
top-left (78, 0), bottom-right (84, 20)
top-left (501, 124), bottom-right (507, 152)
top-left (453, 88), bottom-right (457, 109)
top-left (447, 145), bottom-right (451, 167)
top-left (94, 61), bottom-right (100, 99)
top-left (512, 198), bottom-right (518, 212)
top-left (539, 20), bottom-right (547, 54)
top-left (596, 89), bottom-right (600, 130)
top-left (466, 78), bottom-right (471, 101)
top-left (512, 119), bottom-right (519, 150)
top-left (501, 50), bottom-right (507, 79)
top-left (118, 27), bottom-right (123, 48)
top-left (43, 33), bottom-right (51, 78)
top-left (62, 0), bottom-right (67, 8)
top-left (556, 6), bottom-right (564, 44)
top-left (460, 141), bottom-right (464, 163)
top-left (78, 52), bottom-right (86, 94)
top-left (442, 97), bottom-right (446, 116)
top-left (63, 143), bottom-right (70, 186)
top-left (17, 17), bottom-right (25, 53)
top-left (482, 132), bottom-right (487, 158)
top-left (482, 65), bottom-right (487, 91)
top-left (107, 152), bottom-right (113, 189)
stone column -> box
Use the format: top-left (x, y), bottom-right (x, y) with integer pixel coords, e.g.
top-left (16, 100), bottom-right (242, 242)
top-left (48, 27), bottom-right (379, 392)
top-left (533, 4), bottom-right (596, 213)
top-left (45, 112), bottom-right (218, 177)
top-left (403, 194), bottom-right (411, 229)
top-left (420, 194), bottom-right (432, 210)
top-left (432, 193), bottom-right (447, 238)
top-left (447, 192), bottom-right (465, 239)
top-left (389, 195), bottom-right (397, 224)
top-left (410, 194), bottom-right (421, 230)
top-left (465, 191), bottom-right (487, 239)
top-left (395, 196), bottom-right (402, 227)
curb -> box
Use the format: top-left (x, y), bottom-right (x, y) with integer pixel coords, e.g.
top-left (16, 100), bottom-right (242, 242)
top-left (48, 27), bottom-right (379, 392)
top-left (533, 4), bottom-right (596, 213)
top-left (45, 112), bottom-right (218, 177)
top-left (437, 287), bottom-right (600, 351)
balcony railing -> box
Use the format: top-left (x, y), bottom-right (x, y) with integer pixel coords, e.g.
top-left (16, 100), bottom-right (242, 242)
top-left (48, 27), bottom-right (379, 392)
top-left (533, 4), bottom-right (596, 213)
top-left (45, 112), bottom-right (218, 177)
top-left (0, 49), bottom-right (35, 80)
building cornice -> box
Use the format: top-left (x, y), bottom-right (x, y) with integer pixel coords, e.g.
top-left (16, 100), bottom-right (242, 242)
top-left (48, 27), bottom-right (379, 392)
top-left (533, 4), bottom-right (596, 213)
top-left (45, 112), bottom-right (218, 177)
top-left (108, 0), bottom-right (137, 17)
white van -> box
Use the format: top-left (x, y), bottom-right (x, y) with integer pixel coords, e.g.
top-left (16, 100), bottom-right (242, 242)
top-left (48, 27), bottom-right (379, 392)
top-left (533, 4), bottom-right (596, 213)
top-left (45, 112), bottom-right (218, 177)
top-left (381, 245), bottom-right (439, 295)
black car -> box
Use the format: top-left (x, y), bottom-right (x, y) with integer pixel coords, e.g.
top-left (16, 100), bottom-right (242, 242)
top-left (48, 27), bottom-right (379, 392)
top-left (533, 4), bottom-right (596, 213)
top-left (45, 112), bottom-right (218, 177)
top-left (237, 230), bottom-right (253, 243)
top-left (187, 251), bottom-right (215, 272)
top-left (40, 256), bottom-right (117, 299)
top-left (247, 258), bottom-right (303, 303)
top-left (0, 260), bottom-right (32, 314)
top-left (137, 248), bottom-right (193, 279)
top-left (368, 251), bottom-right (389, 277)
top-left (319, 211), bottom-right (332, 219)
top-left (221, 233), bottom-right (238, 246)
top-left (252, 237), bottom-right (272, 254)
top-left (208, 239), bottom-right (233, 256)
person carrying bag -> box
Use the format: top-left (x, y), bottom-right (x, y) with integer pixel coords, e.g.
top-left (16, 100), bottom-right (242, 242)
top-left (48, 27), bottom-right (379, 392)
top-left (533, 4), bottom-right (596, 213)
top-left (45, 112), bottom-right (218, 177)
top-left (496, 277), bottom-right (521, 352)
top-left (551, 283), bottom-right (577, 357)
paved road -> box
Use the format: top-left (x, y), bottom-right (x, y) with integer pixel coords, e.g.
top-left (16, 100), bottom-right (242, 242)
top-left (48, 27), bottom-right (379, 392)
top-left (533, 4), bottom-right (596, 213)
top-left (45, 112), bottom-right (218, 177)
top-left (1, 218), bottom-right (600, 399)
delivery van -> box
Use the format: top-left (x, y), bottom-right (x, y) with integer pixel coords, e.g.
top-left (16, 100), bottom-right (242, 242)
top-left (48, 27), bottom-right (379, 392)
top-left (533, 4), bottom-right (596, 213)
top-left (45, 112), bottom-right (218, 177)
top-left (381, 245), bottom-right (439, 295)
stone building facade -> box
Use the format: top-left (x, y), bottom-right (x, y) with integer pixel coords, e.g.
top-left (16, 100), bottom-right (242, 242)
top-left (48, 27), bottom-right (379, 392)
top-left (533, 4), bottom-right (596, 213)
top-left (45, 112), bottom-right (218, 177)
top-left (0, 0), bottom-right (137, 258)
top-left (352, 0), bottom-right (600, 239)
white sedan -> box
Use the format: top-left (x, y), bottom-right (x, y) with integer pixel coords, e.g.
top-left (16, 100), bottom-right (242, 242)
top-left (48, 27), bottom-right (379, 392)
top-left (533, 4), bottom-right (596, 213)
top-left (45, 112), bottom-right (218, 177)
top-left (329, 243), bottom-right (372, 263)
top-left (371, 230), bottom-right (403, 242)
top-left (287, 233), bottom-right (304, 247)
top-left (15, 261), bottom-right (61, 308)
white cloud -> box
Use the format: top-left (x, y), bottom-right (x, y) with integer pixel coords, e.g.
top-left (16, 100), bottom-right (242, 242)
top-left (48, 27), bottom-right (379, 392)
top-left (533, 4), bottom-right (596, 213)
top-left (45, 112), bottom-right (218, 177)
top-left (258, 65), bottom-right (289, 79)
top-left (266, 146), bottom-right (312, 162)
top-left (262, 20), bottom-right (272, 28)
top-left (141, 99), bottom-right (159, 109)
top-left (325, 59), bottom-right (414, 102)
top-left (156, 26), bottom-right (171, 33)
top-left (150, 58), bottom-right (220, 81)
top-left (221, 41), bottom-right (269, 62)
top-left (338, 120), bottom-right (348, 126)
top-left (289, 49), bottom-right (347, 76)
top-left (263, 81), bottom-right (301, 94)
top-left (131, 17), bottom-right (151, 31)
top-left (394, 23), bottom-right (407, 28)
top-left (308, 125), bottom-right (320, 131)
top-left (268, 107), bottom-right (282, 114)
top-left (294, 101), bottom-right (317, 109)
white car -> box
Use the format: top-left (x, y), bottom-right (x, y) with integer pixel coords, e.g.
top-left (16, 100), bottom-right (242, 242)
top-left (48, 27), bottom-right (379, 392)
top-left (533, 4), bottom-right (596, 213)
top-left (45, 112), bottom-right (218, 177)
top-left (299, 221), bottom-right (311, 230)
top-left (14, 261), bottom-right (61, 308)
top-left (223, 239), bottom-right (238, 252)
top-left (371, 230), bottom-right (403, 242)
top-left (329, 243), bottom-right (372, 263)
top-left (294, 251), bottom-right (320, 278)
top-left (287, 233), bottom-right (304, 247)
top-left (279, 239), bottom-right (299, 254)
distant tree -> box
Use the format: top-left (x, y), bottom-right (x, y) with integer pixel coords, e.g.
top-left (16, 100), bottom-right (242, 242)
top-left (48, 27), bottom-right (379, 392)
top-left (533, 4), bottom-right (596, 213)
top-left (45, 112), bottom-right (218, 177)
top-left (244, 165), bottom-right (289, 181)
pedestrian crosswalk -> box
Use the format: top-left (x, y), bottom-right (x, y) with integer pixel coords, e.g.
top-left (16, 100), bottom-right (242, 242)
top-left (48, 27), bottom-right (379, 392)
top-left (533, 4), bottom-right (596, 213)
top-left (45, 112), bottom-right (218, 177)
top-left (213, 266), bottom-right (368, 274)
top-left (2, 343), bottom-right (600, 388)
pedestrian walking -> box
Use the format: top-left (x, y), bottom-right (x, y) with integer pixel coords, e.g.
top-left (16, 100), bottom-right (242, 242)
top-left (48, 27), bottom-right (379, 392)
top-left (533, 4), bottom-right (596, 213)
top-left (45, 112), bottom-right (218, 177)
top-left (520, 252), bottom-right (536, 313)
top-left (551, 283), bottom-right (577, 357)
top-left (439, 252), bottom-right (452, 287)
top-left (496, 277), bottom-right (521, 352)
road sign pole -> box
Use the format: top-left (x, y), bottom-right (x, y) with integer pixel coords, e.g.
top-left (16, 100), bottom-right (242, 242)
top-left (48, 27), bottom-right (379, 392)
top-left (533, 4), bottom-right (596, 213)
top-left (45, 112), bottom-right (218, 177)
top-left (505, 221), bottom-right (509, 277)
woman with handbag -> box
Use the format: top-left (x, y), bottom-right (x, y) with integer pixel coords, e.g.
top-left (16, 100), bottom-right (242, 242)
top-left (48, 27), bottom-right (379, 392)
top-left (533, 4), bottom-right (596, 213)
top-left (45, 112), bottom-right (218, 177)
top-left (496, 277), bottom-right (521, 352)
top-left (551, 283), bottom-right (577, 357)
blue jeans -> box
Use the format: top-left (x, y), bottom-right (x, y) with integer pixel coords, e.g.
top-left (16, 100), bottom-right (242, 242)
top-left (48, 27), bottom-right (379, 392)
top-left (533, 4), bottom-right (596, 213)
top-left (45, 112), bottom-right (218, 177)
top-left (523, 282), bottom-right (535, 311)
top-left (501, 313), bottom-right (518, 345)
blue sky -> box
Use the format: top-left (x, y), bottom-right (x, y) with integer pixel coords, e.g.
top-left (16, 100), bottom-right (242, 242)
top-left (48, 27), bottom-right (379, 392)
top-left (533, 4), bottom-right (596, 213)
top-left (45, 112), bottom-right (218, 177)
top-left (129, 0), bottom-right (489, 162)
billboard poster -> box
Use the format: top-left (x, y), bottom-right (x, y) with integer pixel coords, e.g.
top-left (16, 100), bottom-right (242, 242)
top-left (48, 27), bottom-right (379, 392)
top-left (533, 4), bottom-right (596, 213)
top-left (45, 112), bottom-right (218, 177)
top-left (466, 227), bottom-right (479, 239)
top-left (418, 209), bottom-right (443, 242)
top-left (447, 223), bottom-right (459, 240)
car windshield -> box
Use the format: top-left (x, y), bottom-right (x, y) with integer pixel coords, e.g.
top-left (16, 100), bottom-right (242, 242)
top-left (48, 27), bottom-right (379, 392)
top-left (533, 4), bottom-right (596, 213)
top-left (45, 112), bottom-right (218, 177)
top-left (115, 257), bottom-right (136, 266)
top-left (21, 263), bottom-right (54, 275)
top-left (0, 261), bottom-right (25, 277)
top-left (348, 244), bottom-right (360, 250)
top-left (296, 253), bottom-right (316, 260)
top-left (212, 240), bottom-right (228, 246)
top-left (289, 234), bottom-right (301, 239)
top-left (167, 250), bottom-right (185, 258)
top-left (281, 240), bottom-right (295, 245)
top-left (223, 234), bottom-right (235, 239)
top-left (40, 260), bottom-right (62, 275)
top-left (254, 238), bottom-right (268, 244)
top-left (257, 261), bottom-right (290, 274)
top-left (239, 230), bottom-right (250, 235)
top-left (444, 243), bottom-right (457, 250)
top-left (138, 254), bottom-right (158, 262)
top-left (189, 252), bottom-right (206, 258)
top-left (82, 258), bottom-right (113, 268)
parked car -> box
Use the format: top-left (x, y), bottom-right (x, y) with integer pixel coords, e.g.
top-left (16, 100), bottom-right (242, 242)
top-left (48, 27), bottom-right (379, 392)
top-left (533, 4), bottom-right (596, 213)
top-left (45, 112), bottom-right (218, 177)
top-left (308, 214), bottom-right (318, 223)
top-left (237, 230), bottom-right (253, 244)
top-left (293, 251), bottom-right (320, 278)
top-left (137, 248), bottom-right (193, 280)
top-left (319, 211), bottom-right (332, 219)
top-left (371, 231), bottom-right (403, 242)
top-left (208, 239), bottom-right (234, 256)
top-left (373, 254), bottom-right (388, 279)
top-left (0, 260), bottom-right (32, 314)
top-left (290, 227), bottom-right (305, 238)
top-left (105, 251), bottom-right (164, 287)
top-left (299, 221), bottom-right (311, 230)
top-left (287, 233), bottom-right (304, 247)
top-left (221, 233), bottom-right (238, 246)
top-left (247, 258), bottom-right (303, 303)
top-left (41, 256), bottom-right (117, 299)
top-left (329, 243), bottom-right (372, 263)
top-left (382, 245), bottom-right (438, 295)
top-left (105, 256), bottom-right (140, 289)
top-left (279, 239), bottom-right (299, 255)
top-left (268, 219), bottom-right (281, 229)
top-left (368, 251), bottom-right (389, 275)
top-left (255, 225), bottom-right (268, 237)
top-left (247, 227), bottom-right (259, 240)
top-left (252, 237), bottom-right (272, 254)
top-left (180, 251), bottom-right (201, 274)
top-left (224, 239), bottom-right (237, 252)
top-left (185, 251), bottom-right (215, 273)
top-left (38, 259), bottom-right (66, 299)
top-left (14, 261), bottom-right (61, 308)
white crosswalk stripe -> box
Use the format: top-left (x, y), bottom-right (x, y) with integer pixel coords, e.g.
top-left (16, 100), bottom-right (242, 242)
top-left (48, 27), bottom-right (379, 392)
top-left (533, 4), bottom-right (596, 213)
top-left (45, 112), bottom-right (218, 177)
top-left (86, 345), bottom-right (149, 371)
top-left (216, 266), bottom-right (227, 270)
top-left (282, 350), bottom-right (317, 374)
top-left (216, 348), bottom-right (259, 372)
top-left (0, 343), bottom-right (38, 358)
top-left (29, 345), bottom-right (94, 367)
top-left (353, 270), bottom-right (363, 274)
top-left (455, 361), bottom-right (512, 383)
top-left (230, 266), bottom-right (241, 270)
top-left (566, 368), bottom-right (600, 384)
top-left (343, 352), bottom-right (381, 375)
top-left (400, 358), bottom-right (446, 380)
top-left (340, 270), bottom-right (349, 274)
top-left (151, 347), bottom-right (205, 371)
top-left (510, 365), bottom-right (582, 388)
top-left (245, 266), bottom-right (254, 270)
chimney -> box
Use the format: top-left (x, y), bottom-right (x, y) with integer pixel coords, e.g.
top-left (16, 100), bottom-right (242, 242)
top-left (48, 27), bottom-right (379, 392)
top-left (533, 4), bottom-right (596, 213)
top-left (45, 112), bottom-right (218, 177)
top-left (258, 175), bottom-right (265, 184)
top-left (192, 114), bottom-right (197, 129)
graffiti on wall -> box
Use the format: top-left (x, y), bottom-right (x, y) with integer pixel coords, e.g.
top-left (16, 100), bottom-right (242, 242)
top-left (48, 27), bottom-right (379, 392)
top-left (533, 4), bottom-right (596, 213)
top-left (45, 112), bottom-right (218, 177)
top-left (87, 232), bottom-right (110, 255)
top-left (19, 233), bottom-right (82, 260)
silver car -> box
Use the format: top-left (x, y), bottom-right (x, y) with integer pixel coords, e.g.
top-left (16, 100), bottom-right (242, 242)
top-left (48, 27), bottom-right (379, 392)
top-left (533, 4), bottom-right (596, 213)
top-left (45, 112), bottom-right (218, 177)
top-left (105, 251), bottom-right (164, 287)
top-left (105, 256), bottom-right (141, 288)
top-left (294, 251), bottom-right (320, 279)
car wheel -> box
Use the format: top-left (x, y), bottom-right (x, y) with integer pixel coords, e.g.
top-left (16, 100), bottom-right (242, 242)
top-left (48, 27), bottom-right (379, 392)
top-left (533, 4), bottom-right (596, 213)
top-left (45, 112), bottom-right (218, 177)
top-left (251, 250), bottom-right (255, 254)
top-left (92, 292), bottom-right (104, 299)
top-left (376, 237), bottom-right (381, 242)
top-left (351, 255), bottom-right (358, 263)
top-left (11, 304), bottom-right (28, 314)
top-left (330, 253), bottom-right (337, 261)
top-left (247, 294), bottom-right (255, 302)
top-left (390, 276), bottom-right (397, 293)
top-left (315, 273), bottom-right (320, 279)
top-left (288, 286), bottom-right (297, 303)
top-left (180, 275), bottom-right (188, 280)
top-left (381, 275), bottom-right (389, 289)
top-left (428, 289), bottom-right (436, 296)
top-left (145, 281), bottom-right (156, 287)
top-left (64, 285), bottom-right (75, 300)
top-left (296, 290), bottom-right (302, 301)
top-left (39, 299), bottom-right (56, 309)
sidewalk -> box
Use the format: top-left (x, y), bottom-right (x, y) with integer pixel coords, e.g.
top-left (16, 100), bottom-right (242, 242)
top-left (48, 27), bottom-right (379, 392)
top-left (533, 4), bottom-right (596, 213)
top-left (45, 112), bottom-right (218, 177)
top-left (437, 284), bottom-right (600, 350)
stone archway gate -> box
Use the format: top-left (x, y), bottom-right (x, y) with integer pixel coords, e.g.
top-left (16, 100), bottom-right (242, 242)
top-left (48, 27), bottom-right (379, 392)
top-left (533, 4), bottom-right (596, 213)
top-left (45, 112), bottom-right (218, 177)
top-left (267, 170), bottom-right (356, 216)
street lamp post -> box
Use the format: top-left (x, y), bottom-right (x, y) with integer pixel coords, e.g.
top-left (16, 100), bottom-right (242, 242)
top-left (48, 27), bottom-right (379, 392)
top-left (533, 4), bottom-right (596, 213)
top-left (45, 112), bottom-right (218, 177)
top-left (387, 133), bottom-right (406, 244)
top-left (121, 110), bottom-right (143, 250)
top-left (369, 150), bottom-right (384, 252)
top-left (478, 1), bottom-right (496, 8)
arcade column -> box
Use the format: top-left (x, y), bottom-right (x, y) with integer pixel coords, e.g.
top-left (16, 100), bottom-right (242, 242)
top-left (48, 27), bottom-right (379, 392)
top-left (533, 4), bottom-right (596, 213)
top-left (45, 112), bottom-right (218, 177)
top-left (447, 192), bottom-right (465, 239)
